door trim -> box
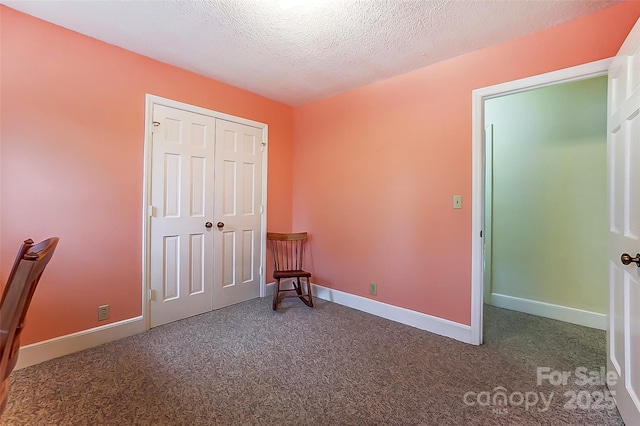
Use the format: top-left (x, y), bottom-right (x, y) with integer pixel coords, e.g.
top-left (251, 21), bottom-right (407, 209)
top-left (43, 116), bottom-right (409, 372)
top-left (141, 94), bottom-right (268, 330)
top-left (470, 58), bottom-right (612, 345)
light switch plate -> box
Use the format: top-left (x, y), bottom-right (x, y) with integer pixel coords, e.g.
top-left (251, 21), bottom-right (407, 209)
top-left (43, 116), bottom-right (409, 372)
top-left (453, 195), bottom-right (462, 209)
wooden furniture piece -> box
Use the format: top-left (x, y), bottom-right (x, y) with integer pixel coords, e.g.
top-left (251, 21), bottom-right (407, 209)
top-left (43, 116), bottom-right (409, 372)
top-left (267, 232), bottom-right (313, 310)
top-left (0, 237), bottom-right (59, 417)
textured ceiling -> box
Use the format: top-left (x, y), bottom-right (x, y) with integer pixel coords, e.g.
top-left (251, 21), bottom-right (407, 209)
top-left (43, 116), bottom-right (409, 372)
top-left (2, 0), bottom-right (620, 106)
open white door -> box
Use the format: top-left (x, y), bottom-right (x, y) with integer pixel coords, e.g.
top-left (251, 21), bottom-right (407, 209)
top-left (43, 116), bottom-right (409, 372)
top-left (607, 18), bottom-right (640, 424)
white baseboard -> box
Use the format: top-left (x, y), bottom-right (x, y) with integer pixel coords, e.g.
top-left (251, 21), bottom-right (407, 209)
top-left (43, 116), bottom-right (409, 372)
top-left (16, 316), bottom-right (146, 370)
top-left (267, 281), bottom-right (472, 344)
top-left (489, 293), bottom-right (606, 330)
top-left (18, 283), bottom-right (475, 370)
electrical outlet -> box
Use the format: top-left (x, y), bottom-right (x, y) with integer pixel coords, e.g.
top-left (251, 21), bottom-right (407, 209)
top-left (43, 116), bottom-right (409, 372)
top-left (98, 305), bottom-right (110, 321)
top-left (369, 282), bottom-right (377, 296)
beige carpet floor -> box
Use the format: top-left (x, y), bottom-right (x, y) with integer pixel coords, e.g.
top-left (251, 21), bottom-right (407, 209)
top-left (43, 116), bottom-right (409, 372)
top-left (0, 297), bottom-right (623, 425)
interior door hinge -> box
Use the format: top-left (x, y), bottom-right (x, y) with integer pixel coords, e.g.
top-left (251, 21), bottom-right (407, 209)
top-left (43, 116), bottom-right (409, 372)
top-left (148, 205), bottom-right (156, 217)
top-left (260, 205), bottom-right (264, 214)
top-left (259, 266), bottom-right (263, 276)
top-left (152, 121), bottom-right (160, 133)
top-left (480, 230), bottom-right (483, 238)
top-left (148, 289), bottom-right (154, 301)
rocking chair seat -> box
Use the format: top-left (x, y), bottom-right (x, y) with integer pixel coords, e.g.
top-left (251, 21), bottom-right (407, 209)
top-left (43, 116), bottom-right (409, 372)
top-left (273, 270), bottom-right (311, 279)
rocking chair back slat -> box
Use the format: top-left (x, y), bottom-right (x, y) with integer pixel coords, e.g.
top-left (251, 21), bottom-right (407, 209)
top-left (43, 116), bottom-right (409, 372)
top-left (267, 232), bottom-right (306, 272)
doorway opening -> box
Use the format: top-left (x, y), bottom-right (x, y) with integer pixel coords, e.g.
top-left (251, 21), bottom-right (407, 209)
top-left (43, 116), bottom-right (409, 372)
top-left (470, 58), bottom-right (612, 345)
top-left (483, 75), bottom-right (608, 333)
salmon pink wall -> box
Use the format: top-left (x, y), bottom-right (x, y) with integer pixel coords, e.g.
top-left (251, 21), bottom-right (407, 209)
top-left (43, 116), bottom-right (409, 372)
top-left (0, 6), bottom-right (293, 345)
top-left (292, 2), bottom-right (640, 325)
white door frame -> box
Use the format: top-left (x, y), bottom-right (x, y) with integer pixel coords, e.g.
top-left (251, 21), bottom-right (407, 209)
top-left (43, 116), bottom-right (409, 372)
top-left (141, 94), bottom-right (269, 330)
top-left (470, 59), bottom-right (612, 345)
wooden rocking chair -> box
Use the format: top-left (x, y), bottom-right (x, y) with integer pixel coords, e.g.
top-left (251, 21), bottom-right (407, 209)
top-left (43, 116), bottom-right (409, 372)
top-left (267, 232), bottom-right (313, 310)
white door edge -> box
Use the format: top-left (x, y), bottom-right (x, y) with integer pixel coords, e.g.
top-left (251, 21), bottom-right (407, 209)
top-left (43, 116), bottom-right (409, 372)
top-left (470, 58), bottom-right (612, 345)
top-left (483, 124), bottom-right (493, 304)
top-left (141, 94), bottom-right (269, 330)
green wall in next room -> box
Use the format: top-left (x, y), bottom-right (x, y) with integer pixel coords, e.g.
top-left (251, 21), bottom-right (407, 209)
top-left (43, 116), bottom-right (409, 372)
top-left (485, 75), bottom-right (608, 314)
